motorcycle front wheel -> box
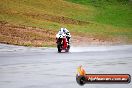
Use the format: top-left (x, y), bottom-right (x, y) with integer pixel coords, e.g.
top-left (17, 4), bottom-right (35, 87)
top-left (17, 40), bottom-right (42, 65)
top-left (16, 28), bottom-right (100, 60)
top-left (66, 45), bottom-right (70, 52)
top-left (57, 44), bottom-right (62, 53)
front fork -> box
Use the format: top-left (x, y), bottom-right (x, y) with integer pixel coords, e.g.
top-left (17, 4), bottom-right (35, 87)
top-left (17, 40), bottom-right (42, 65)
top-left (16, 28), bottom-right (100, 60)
top-left (56, 38), bottom-right (68, 49)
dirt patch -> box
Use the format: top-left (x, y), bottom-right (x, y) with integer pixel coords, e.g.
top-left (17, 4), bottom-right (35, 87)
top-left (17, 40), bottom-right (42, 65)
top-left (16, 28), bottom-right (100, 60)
top-left (24, 13), bottom-right (89, 25)
top-left (0, 21), bottom-right (56, 47)
top-left (71, 32), bottom-right (126, 46)
top-left (0, 21), bottom-right (127, 47)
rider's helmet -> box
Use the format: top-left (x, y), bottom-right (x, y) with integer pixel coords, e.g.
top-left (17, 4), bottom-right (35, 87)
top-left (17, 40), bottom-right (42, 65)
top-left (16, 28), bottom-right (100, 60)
top-left (60, 28), bottom-right (66, 34)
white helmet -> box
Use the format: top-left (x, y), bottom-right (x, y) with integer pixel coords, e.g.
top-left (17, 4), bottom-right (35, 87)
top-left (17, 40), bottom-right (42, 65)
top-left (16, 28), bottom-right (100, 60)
top-left (60, 28), bottom-right (65, 33)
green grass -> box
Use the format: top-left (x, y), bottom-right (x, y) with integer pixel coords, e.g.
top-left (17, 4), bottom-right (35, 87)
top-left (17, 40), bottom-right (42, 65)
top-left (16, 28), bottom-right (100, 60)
top-left (0, 0), bottom-right (132, 45)
top-left (66, 0), bottom-right (132, 28)
top-left (0, 0), bottom-right (95, 30)
top-left (95, 3), bottom-right (132, 28)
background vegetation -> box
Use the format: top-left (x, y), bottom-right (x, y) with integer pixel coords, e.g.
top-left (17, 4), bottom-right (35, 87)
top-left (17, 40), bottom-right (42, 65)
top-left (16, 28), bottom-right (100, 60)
top-left (0, 0), bottom-right (132, 46)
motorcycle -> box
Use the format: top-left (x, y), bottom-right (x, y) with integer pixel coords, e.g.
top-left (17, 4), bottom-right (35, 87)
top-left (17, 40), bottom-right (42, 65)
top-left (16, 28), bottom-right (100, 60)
top-left (56, 34), bottom-right (70, 53)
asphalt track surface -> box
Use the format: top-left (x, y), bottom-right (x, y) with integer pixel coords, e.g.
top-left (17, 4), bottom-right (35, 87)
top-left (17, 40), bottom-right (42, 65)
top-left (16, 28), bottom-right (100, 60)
top-left (0, 44), bottom-right (132, 88)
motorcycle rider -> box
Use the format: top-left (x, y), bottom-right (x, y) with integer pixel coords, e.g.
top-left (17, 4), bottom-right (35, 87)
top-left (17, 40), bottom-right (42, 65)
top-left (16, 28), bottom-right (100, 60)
top-left (56, 28), bottom-right (71, 44)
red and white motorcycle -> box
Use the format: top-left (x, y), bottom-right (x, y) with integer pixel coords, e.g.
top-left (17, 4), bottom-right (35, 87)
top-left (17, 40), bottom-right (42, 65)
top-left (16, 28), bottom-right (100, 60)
top-left (56, 33), bottom-right (70, 53)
